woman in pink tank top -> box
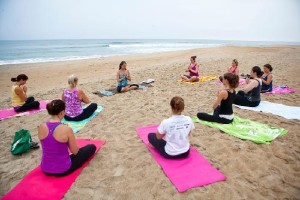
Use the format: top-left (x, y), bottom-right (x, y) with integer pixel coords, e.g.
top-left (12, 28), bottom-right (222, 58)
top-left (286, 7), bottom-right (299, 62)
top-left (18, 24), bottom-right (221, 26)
top-left (38, 99), bottom-right (96, 176)
top-left (228, 59), bottom-right (239, 75)
top-left (181, 56), bottom-right (200, 82)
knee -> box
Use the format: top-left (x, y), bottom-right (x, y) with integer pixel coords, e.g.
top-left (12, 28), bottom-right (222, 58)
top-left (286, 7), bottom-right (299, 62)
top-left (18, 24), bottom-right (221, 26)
top-left (148, 133), bottom-right (156, 143)
top-left (197, 112), bottom-right (204, 119)
top-left (86, 144), bottom-right (96, 154)
top-left (91, 103), bottom-right (97, 109)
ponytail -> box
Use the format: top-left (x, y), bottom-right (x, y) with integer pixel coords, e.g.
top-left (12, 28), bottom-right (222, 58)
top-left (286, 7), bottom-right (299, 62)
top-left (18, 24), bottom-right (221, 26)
top-left (252, 66), bottom-right (263, 78)
top-left (46, 99), bottom-right (65, 115)
top-left (11, 74), bottom-right (28, 82)
top-left (68, 75), bottom-right (78, 88)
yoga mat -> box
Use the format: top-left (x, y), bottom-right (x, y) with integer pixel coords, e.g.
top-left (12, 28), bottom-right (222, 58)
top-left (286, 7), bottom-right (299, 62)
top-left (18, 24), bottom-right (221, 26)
top-left (179, 75), bottom-right (218, 84)
top-left (264, 86), bottom-right (296, 94)
top-left (192, 116), bottom-right (288, 144)
top-left (2, 138), bottom-right (105, 200)
top-left (0, 100), bottom-right (48, 121)
top-left (61, 106), bottom-right (104, 133)
top-left (234, 101), bottom-right (300, 120)
top-left (214, 78), bottom-right (246, 86)
top-left (136, 124), bottom-right (226, 192)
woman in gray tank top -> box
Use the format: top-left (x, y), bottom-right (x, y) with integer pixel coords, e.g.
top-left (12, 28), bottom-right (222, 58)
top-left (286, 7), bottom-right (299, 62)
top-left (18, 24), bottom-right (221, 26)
top-left (234, 66), bottom-right (263, 107)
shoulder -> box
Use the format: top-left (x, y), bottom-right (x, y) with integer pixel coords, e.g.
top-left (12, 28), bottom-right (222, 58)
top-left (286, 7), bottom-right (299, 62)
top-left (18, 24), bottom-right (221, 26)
top-left (56, 123), bottom-right (73, 135)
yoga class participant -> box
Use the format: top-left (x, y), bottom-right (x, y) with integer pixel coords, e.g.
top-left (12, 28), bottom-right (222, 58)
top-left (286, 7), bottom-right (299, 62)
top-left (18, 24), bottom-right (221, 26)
top-left (261, 64), bottom-right (273, 93)
top-left (181, 56), bottom-right (200, 82)
top-left (197, 73), bottom-right (239, 124)
top-left (148, 96), bottom-right (194, 159)
top-left (234, 66), bottom-right (263, 107)
top-left (11, 74), bottom-right (40, 112)
top-left (228, 59), bottom-right (239, 75)
top-left (62, 75), bottom-right (97, 121)
top-left (116, 61), bottom-right (139, 93)
top-left (38, 99), bottom-right (96, 176)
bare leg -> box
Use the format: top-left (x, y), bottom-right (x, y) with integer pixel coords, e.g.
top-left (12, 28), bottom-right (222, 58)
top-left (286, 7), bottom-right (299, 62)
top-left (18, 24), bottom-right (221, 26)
top-left (181, 75), bottom-right (189, 81)
top-left (189, 76), bottom-right (199, 82)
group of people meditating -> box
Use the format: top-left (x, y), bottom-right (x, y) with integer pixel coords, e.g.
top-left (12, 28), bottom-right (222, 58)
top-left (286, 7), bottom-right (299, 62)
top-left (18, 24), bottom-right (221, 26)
top-left (10, 57), bottom-right (274, 175)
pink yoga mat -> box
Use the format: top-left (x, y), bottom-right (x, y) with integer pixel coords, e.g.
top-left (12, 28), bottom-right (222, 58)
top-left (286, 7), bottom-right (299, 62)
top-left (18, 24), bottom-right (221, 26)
top-left (264, 86), bottom-right (296, 94)
top-left (214, 78), bottom-right (246, 86)
top-left (2, 138), bottom-right (105, 200)
top-left (0, 100), bottom-right (48, 121)
top-left (136, 124), bottom-right (226, 192)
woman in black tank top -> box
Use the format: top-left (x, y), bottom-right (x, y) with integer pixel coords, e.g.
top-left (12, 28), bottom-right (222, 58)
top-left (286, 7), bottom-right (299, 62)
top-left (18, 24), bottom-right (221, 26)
top-left (197, 73), bottom-right (239, 124)
top-left (234, 66), bottom-right (263, 107)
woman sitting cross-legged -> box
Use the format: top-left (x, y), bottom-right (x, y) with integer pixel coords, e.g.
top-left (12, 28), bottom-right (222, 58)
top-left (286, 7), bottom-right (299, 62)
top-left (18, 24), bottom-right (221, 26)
top-left (116, 61), bottom-right (139, 93)
top-left (261, 64), bottom-right (273, 93)
top-left (234, 66), bottom-right (263, 107)
top-left (148, 96), bottom-right (194, 159)
top-left (197, 73), bottom-right (239, 124)
top-left (62, 75), bottom-right (97, 121)
top-left (11, 74), bottom-right (40, 112)
top-left (38, 99), bottom-right (96, 176)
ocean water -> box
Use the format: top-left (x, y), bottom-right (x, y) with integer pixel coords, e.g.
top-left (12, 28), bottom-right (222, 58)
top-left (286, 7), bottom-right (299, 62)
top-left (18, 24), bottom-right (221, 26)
top-left (0, 39), bottom-right (299, 65)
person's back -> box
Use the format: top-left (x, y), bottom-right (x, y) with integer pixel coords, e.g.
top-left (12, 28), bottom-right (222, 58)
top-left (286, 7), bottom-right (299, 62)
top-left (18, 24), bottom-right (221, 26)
top-left (64, 88), bottom-right (83, 117)
top-left (11, 85), bottom-right (24, 107)
top-left (40, 121), bottom-right (71, 174)
top-left (246, 79), bottom-right (261, 102)
top-left (160, 115), bottom-right (193, 156)
top-left (219, 90), bottom-right (236, 115)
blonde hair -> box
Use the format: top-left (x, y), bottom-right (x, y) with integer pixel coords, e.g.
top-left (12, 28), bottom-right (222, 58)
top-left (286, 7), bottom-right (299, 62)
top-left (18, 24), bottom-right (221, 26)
top-left (68, 75), bottom-right (78, 88)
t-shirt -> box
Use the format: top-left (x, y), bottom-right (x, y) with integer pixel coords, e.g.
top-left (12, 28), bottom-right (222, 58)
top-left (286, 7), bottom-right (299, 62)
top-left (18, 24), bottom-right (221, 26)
top-left (157, 115), bottom-right (195, 156)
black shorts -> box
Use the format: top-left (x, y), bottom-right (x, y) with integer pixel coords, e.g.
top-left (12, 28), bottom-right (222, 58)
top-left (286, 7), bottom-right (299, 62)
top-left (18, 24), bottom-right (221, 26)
top-left (117, 84), bottom-right (139, 93)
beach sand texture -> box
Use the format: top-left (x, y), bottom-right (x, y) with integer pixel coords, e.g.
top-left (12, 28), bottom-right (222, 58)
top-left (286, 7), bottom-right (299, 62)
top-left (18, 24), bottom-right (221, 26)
top-left (0, 46), bottom-right (300, 199)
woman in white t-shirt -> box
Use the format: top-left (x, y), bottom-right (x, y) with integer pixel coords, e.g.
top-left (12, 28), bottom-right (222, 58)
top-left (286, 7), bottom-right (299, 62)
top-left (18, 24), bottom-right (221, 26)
top-left (148, 96), bottom-right (195, 159)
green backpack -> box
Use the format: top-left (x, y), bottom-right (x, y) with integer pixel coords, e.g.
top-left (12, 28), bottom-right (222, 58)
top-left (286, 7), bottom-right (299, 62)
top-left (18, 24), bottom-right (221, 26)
top-left (11, 129), bottom-right (32, 155)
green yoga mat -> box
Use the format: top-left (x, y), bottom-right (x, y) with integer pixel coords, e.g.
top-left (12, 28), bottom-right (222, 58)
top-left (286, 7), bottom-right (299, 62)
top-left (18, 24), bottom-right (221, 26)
top-left (61, 106), bottom-right (104, 133)
top-left (192, 116), bottom-right (287, 144)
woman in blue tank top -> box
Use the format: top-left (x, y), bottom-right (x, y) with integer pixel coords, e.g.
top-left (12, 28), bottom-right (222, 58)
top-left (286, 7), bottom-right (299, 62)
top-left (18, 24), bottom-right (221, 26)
top-left (261, 64), bottom-right (273, 93)
top-left (116, 61), bottom-right (139, 93)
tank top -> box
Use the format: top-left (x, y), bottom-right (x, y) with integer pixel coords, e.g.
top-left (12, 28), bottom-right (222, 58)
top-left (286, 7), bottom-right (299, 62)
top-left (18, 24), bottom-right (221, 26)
top-left (64, 88), bottom-right (83, 117)
top-left (11, 85), bottom-right (25, 107)
top-left (246, 79), bottom-right (261, 102)
top-left (189, 64), bottom-right (199, 77)
top-left (219, 90), bottom-right (236, 115)
top-left (229, 66), bottom-right (237, 74)
top-left (117, 73), bottom-right (128, 87)
top-left (40, 122), bottom-right (71, 174)
top-left (262, 74), bottom-right (273, 91)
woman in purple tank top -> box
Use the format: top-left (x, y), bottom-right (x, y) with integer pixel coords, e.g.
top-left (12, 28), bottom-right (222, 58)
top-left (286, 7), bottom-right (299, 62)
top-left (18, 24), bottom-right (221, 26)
top-left (62, 75), bottom-right (97, 121)
top-left (38, 99), bottom-right (96, 176)
top-left (181, 56), bottom-right (200, 82)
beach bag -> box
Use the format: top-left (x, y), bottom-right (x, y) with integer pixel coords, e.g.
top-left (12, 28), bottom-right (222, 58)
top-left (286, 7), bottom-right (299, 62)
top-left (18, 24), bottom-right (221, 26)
top-left (11, 129), bottom-right (32, 155)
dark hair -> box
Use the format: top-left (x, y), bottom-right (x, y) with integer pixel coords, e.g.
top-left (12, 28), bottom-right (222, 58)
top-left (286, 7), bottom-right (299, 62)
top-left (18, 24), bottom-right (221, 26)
top-left (223, 73), bottom-right (239, 88)
top-left (170, 96), bottom-right (185, 113)
top-left (119, 61), bottom-right (127, 70)
top-left (264, 64), bottom-right (273, 72)
top-left (191, 56), bottom-right (197, 61)
top-left (11, 74), bottom-right (28, 82)
top-left (46, 99), bottom-right (65, 115)
top-left (232, 59), bottom-right (238, 66)
top-left (252, 66), bottom-right (263, 78)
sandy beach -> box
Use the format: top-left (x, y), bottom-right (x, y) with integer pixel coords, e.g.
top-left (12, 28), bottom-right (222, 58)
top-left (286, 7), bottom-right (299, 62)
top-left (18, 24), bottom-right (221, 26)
top-left (0, 46), bottom-right (300, 199)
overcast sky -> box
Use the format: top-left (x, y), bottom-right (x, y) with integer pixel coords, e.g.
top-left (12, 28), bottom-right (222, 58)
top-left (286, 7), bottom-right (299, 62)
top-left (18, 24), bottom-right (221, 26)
top-left (0, 0), bottom-right (299, 41)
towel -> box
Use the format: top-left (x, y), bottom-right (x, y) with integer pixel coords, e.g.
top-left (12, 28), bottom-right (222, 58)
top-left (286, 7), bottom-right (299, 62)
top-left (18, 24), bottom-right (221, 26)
top-left (179, 75), bottom-right (218, 84)
top-left (234, 101), bottom-right (300, 120)
top-left (264, 86), bottom-right (296, 94)
top-left (214, 78), bottom-right (246, 85)
top-left (61, 106), bottom-right (104, 133)
top-left (0, 100), bottom-right (48, 121)
top-left (2, 138), bottom-right (105, 200)
top-left (136, 124), bottom-right (226, 192)
top-left (192, 116), bottom-right (287, 144)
